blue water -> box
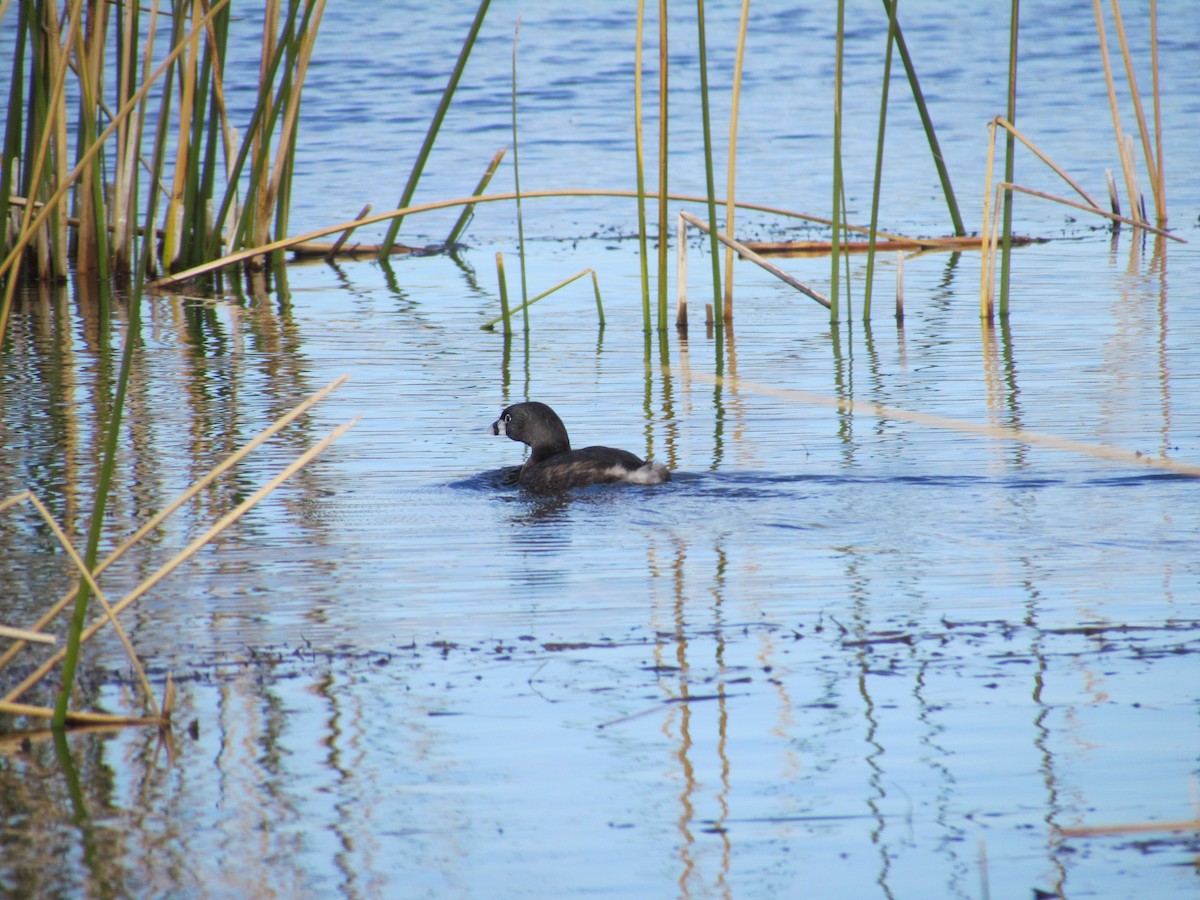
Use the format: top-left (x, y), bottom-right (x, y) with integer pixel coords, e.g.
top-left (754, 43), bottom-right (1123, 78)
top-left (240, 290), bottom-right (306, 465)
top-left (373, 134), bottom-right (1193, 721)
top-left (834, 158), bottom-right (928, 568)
top-left (2, 1), bottom-right (1200, 897)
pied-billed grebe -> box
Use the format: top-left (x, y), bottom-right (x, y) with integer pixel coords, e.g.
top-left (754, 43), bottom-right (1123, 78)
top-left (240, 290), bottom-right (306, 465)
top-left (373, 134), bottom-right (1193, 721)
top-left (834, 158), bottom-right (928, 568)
top-left (490, 401), bottom-right (671, 492)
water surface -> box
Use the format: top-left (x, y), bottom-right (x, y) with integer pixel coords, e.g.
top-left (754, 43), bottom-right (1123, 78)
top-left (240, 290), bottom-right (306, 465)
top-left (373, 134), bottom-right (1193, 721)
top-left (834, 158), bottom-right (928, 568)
top-left (2, 1), bottom-right (1199, 897)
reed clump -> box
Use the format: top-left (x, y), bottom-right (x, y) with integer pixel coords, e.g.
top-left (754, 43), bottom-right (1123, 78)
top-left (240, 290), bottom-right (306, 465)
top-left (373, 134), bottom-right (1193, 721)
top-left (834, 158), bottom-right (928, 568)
top-left (0, 0), bottom-right (325, 304)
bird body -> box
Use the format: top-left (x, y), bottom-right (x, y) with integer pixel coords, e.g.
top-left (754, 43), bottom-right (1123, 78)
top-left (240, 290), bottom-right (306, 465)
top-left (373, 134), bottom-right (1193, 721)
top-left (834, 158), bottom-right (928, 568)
top-left (490, 401), bottom-right (670, 492)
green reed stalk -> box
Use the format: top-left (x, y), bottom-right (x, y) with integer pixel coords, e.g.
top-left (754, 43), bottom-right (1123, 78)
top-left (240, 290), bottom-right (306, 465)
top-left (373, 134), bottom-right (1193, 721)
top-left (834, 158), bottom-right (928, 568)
top-left (878, 0), bottom-right (963, 236)
top-left (695, 0), bottom-right (723, 326)
top-left (495, 251), bottom-right (512, 334)
top-left (998, 0), bottom-right (1019, 318)
top-left (864, 0), bottom-right (899, 322)
top-left (380, 0), bottom-right (492, 256)
top-left (267, 0), bottom-right (324, 265)
top-left (829, 0), bottom-right (845, 324)
top-left (74, 0), bottom-right (110, 280)
top-left (207, 12), bottom-right (293, 260)
top-left (634, 0), bottom-right (651, 332)
top-left (721, 0), bottom-right (750, 319)
top-left (446, 147), bottom-right (506, 246)
top-left (656, 0), bottom-right (669, 331)
top-left (511, 20), bottom-right (529, 323)
top-left (590, 269), bottom-right (605, 326)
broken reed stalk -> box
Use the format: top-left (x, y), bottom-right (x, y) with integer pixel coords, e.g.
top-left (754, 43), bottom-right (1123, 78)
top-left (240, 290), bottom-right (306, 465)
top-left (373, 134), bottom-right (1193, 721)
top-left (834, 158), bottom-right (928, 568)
top-left (0, 626), bottom-right (56, 646)
top-left (327, 203), bottom-right (372, 259)
top-left (993, 117), bottom-right (1103, 209)
top-left (380, 0), bottom-right (492, 255)
top-left (480, 268), bottom-right (601, 331)
top-left (2, 416), bottom-right (359, 711)
top-left (998, 183), bottom-right (1179, 240)
top-left (445, 147), bottom-right (507, 246)
top-left (721, 0), bottom-right (751, 319)
top-left (694, 0), bottom-right (723, 325)
top-left (634, 0), bottom-right (652, 332)
top-left (680, 211), bottom-right (830, 309)
top-left (0, 375), bottom-right (351, 676)
top-left (865, 0), bottom-right (900, 322)
top-left (0, 699), bottom-right (161, 728)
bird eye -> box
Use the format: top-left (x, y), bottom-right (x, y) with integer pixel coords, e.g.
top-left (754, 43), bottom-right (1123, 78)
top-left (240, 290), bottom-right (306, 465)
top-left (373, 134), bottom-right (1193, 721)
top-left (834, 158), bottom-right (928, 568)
top-left (504, 414), bottom-right (511, 422)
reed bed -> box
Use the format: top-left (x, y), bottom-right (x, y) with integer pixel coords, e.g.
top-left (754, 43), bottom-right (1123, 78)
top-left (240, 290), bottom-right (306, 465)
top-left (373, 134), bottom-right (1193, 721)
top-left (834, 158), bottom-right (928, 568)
top-left (0, 0), bottom-right (326, 301)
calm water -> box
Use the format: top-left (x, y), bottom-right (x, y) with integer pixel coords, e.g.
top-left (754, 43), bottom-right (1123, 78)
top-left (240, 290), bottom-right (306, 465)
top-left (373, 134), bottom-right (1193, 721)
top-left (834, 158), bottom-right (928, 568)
top-left (3, 1), bottom-right (1200, 897)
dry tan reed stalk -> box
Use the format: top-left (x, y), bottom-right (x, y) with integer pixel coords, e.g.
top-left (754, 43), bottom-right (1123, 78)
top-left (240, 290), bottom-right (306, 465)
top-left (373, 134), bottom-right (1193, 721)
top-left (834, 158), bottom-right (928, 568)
top-left (693, 372), bottom-right (1200, 477)
top-left (263, 0), bottom-right (326, 244)
top-left (2, 416), bottom-right (357, 706)
top-left (6, 0), bottom-right (80, 284)
top-left (146, 189), bottom-right (863, 289)
top-left (0, 492), bottom-right (159, 717)
top-left (1109, 0), bottom-right (1162, 224)
top-left (1149, 0), bottom-right (1164, 225)
top-left (480, 268), bottom-right (598, 330)
top-left (721, 0), bottom-right (752, 318)
top-left (680, 211), bottom-right (830, 309)
top-left (744, 235), bottom-right (1035, 254)
top-left (998, 182), bottom-right (1180, 241)
top-left (0, 375), bottom-right (349, 673)
top-left (980, 118), bottom-right (999, 318)
top-left (165, 1), bottom-right (204, 269)
top-left (0, 626), bottom-right (56, 645)
top-left (1091, 0), bottom-right (1142, 224)
top-left (0, 699), bottom-right (161, 728)
top-left (992, 117), bottom-right (1103, 209)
